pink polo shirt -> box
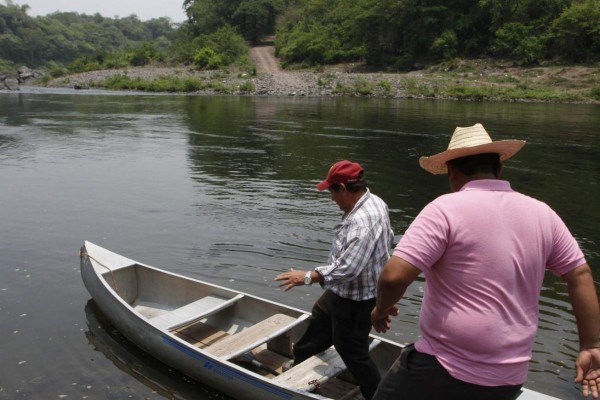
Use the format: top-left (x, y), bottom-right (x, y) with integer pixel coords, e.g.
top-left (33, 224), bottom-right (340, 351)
top-left (394, 180), bottom-right (585, 386)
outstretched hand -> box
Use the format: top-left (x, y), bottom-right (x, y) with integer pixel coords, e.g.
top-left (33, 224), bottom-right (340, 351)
top-left (576, 348), bottom-right (600, 398)
top-left (371, 304), bottom-right (399, 333)
top-left (275, 268), bottom-right (306, 291)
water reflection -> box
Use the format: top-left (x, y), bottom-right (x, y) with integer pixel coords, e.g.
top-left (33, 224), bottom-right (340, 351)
top-left (84, 300), bottom-right (227, 400)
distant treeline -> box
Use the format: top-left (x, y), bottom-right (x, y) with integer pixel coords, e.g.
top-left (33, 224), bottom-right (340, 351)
top-left (1, 0), bottom-right (599, 75)
top-left (186, 0), bottom-right (599, 68)
top-left (272, 0), bottom-right (600, 68)
top-left (0, 1), bottom-right (253, 75)
top-left (0, 3), bottom-right (177, 66)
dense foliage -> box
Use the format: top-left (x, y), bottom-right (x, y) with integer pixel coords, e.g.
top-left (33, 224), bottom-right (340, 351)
top-left (0, 2), bottom-right (176, 70)
top-left (183, 0), bottom-right (285, 43)
top-left (0, 1), bottom-right (257, 75)
top-left (273, 0), bottom-right (600, 69)
top-left (1, 0), bottom-right (599, 76)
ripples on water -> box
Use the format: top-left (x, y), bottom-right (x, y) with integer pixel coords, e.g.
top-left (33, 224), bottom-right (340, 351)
top-left (0, 91), bottom-right (598, 399)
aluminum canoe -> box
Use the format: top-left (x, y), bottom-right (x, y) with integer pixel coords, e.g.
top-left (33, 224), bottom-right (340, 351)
top-left (80, 241), bottom-right (560, 400)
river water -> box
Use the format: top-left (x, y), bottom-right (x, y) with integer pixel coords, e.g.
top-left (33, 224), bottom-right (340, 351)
top-left (1, 87), bottom-right (598, 399)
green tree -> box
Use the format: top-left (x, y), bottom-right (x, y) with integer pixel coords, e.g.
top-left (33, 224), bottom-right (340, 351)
top-left (192, 24), bottom-right (249, 67)
top-left (232, 0), bottom-right (284, 43)
top-left (492, 22), bottom-right (545, 64)
top-left (184, 0), bottom-right (284, 41)
top-left (130, 42), bottom-right (162, 66)
top-left (194, 47), bottom-right (224, 69)
top-left (0, 32), bottom-right (22, 61)
top-left (430, 30), bottom-right (458, 61)
top-left (184, 0), bottom-right (237, 34)
top-left (551, 0), bottom-right (600, 62)
top-left (116, 15), bottom-right (151, 41)
top-left (144, 17), bottom-right (176, 39)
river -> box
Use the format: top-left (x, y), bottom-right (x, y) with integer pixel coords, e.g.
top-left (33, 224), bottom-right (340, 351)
top-left (1, 87), bottom-right (599, 399)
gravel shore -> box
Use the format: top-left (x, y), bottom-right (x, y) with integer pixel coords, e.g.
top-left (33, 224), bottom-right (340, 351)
top-left (34, 62), bottom-right (600, 103)
top-left (40, 65), bottom-right (412, 97)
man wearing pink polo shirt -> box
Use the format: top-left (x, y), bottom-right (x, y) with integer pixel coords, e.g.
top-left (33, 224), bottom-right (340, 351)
top-left (371, 123), bottom-right (600, 400)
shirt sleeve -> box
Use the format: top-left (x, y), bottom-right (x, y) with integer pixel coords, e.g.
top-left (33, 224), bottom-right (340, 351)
top-left (315, 225), bottom-right (376, 288)
top-left (393, 202), bottom-right (449, 272)
top-left (546, 209), bottom-right (586, 276)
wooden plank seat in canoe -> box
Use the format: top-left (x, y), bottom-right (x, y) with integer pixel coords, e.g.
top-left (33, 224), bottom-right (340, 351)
top-left (205, 313), bottom-right (309, 361)
top-left (150, 293), bottom-right (245, 331)
top-left (272, 339), bottom-right (381, 392)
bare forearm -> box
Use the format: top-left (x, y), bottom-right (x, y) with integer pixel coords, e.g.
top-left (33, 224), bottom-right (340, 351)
top-left (376, 271), bottom-right (410, 312)
top-left (371, 256), bottom-right (420, 333)
top-left (565, 264), bottom-right (600, 349)
top-left (376, 257), bottom-right (420, 311)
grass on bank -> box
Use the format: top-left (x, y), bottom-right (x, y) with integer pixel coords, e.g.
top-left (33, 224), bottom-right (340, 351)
top-left (399, 75), bottom-right (588, 102)
top-left (312, 60), bottom-right (600, 102)
top-left (42, 58), bottom-right (600, 103)
top-left (85, 73), bottom-right (255, 94)
top-left (98, 70), bottom-right (597, 101)
top-left (401, 61), bottom-right (600, 102)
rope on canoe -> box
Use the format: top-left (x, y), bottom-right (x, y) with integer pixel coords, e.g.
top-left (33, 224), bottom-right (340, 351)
top-left (79, 248), bottom-right (120, 293)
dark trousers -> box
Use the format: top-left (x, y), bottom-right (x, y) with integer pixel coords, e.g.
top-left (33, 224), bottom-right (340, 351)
top-left (373, 343), bottom-right (523, 400)
top-left (293, 289), bottom-right (380, 399)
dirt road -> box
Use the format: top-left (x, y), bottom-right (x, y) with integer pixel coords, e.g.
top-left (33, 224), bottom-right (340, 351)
top-left (249, 45), bottom-right (280, 73)
top-left (248, 36), bottom-right (280, 73)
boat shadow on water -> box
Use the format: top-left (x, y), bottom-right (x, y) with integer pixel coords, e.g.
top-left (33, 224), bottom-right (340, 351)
top-left (84, 299), bottom-right (226, 400)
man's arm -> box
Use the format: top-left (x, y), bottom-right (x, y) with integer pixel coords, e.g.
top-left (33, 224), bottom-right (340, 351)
top-left (275, 268), bottom-right (322, 291)
top-left (562, 263), bottom-right (600, 399)
top-left (371, 256), bottom-right (421, 333)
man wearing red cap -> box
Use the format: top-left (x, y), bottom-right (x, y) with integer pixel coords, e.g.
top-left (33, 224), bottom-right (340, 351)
top-left (275, 160), bottom-right (394, 399)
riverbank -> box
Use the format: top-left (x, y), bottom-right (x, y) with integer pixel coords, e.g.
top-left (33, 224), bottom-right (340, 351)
top-left (35, 60), bottom-right (600, 103)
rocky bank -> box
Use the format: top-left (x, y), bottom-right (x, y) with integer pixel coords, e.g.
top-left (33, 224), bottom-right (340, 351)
top-left (12, 61), bottom-right (600, 103)
top-left (36, 65), bottom-right (412, 98)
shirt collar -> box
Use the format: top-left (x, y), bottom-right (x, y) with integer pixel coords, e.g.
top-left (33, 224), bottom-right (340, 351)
top-left (459, 179), bottom-right (513, 192)
top-left (343, 188), bottom-right (371, 220)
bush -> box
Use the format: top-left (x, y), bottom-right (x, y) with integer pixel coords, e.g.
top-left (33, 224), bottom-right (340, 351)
top-left (46, 61), bottom-right (69, 78)
top-left (97, 74), bottom-right (209, 93)
top-left (69, 57), bottom-right (103, 73)
top-left (68, 51), bottom-right (134, 73)
top-left (276, 22), bottom-right (362, 67)
top-left (492, 23), bottom-right (545, 65)
top-left (354, 78), bottom-right (375, 95)
top-left (551, 0), bottom-right (600, 62)
top-left (378, 80), bottom-right (392, 93)
top-left (192, 25), bottom-right (249, 68)
top-left (430, 30), bottom-right (458, 61)
top-left (194, 47), bottom-right (224, 70)
top-left (238, 80), bottom-right (255, 92)
top-left (129, 43), bottom-right (158, 66)
top-left (0, 58), bottom-right (16, 75)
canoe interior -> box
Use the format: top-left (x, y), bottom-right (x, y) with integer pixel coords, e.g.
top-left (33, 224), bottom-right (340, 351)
top-left (96, 262), bottom-right (403, 399)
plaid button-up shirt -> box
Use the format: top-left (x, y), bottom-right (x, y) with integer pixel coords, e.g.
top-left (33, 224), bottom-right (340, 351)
top-left (315, 189), bottom-right (394, 301)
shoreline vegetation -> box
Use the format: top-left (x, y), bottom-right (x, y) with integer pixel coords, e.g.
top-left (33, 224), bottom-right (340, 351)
top-left (3, 1), bottom-right (599, 104)
top-left (33, 60), bottom-right (600, 104)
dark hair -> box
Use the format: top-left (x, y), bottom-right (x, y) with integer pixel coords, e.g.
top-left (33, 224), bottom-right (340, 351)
top-left (447, 153), bottom-right (501, 176)
top-left (329, 171), bottom-right (367, 193)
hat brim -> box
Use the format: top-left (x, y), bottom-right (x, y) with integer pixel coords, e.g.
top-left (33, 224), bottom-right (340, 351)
top-left (316, 179), bottom-right (330, 191)
top-left (419, 140), bottom-right (526, 175)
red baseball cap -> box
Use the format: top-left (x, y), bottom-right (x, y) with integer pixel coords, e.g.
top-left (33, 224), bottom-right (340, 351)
top-left (316, 160), bottom-right (364, 191)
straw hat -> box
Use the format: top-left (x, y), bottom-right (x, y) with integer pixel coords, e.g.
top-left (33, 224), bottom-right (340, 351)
top-left (419, 123), bottom-right (526, 175)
